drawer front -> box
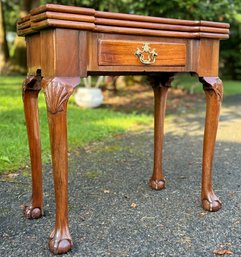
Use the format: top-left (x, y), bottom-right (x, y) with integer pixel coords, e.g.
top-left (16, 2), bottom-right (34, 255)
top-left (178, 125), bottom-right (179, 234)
top-left (98, 40), bottom-right (186, 66)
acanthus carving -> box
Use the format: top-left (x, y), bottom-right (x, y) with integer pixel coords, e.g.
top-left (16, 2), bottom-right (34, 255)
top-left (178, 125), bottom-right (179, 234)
top-left (42, 77), bottom-right (79, 115)
top-left (199, 77), bottom-right (223, 102)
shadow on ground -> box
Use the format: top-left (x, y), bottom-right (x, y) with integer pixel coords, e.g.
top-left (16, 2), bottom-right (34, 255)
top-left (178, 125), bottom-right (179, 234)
top-left (0, 92), bottom-right (241, 257)
top-left (0, 125), bottom-right (241, 256)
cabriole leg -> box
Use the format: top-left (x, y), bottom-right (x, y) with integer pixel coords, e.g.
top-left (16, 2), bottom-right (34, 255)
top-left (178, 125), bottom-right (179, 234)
top-left (22, 74), bottom-right (43, 219)
top-left (199, 77), bottom-right (223, 212)
top-left (42, 77), bottom-right (79, 254)
top-left (149, 74), bottom-right (174, 190)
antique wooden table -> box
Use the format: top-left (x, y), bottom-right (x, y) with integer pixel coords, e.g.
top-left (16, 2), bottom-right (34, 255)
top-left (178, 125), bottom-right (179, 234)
top-left (17, 4), bottom-right (229, 254)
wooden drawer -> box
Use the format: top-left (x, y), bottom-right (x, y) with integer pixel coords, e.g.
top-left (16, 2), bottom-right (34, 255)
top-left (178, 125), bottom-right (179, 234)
top-left (98, 40), bottom-right (186, 66)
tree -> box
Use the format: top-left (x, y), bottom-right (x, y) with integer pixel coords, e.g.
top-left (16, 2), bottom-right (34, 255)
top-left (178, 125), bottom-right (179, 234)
top-left (0, 0), bottom-right (40, 74)
top-left (129, 0), bottom-right (239, 21)
top-left (0, 0), bottom-right (9, 74)
top-left (10, 0), bottom-right (40, 74)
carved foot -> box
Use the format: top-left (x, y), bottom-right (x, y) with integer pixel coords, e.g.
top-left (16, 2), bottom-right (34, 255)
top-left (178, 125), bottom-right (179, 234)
top-left (49, 227), bottom-right (73, 254)
top-left (202, 191), bottom-right (222, 212)
top-left (149, 178), bottom-right (166, 190)
top-left (23, 204), bottom-right (42, 219)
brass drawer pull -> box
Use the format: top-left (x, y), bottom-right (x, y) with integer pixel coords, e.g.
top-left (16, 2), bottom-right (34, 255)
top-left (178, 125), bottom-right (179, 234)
top-left (135, 42), bottom-right (158, 65)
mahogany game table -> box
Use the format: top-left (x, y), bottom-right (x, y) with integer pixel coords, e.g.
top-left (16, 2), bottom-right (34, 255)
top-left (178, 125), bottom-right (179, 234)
top-left (17, 4), bottom-right (229, 254)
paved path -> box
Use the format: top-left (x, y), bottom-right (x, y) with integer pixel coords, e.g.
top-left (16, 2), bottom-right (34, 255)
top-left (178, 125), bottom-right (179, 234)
top-left (0, 94), bottom-right (241, 257)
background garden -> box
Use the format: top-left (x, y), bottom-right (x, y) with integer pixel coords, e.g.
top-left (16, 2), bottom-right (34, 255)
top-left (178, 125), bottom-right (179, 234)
top-left (0, 0), bottom-right (241, 173)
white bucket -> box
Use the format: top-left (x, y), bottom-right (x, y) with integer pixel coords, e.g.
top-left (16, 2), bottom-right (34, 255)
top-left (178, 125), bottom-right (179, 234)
top-left (74, 88), bottom-right (104, 108)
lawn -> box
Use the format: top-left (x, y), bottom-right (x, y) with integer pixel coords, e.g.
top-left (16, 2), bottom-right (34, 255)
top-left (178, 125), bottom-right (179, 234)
top-left (173, 73), bottom-right (241, 95)
top-left (0, 76), bottom-right (152, 173)
top-left (1, 75), bottom-right (241, 173)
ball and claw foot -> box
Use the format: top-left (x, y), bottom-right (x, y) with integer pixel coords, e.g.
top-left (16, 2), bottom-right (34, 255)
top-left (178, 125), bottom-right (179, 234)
top-left (49, 228), bottom-right (73, 254)
top-left (24, 205), bottom-right (42, 219)
top-left (149, 177), bottom-right (166, 190)
top-left (202, 191), bottom-right (222, 212)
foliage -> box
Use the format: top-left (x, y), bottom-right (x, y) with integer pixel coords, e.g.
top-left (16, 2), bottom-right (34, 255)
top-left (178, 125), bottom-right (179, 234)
top-left (1, 0), bottom-right (19, 31)
top-left (220, 21), bottom-right (241, 80)
top-left (82, 76), bottom-right (104, 88)
top-left (37, 0), bottom-right (241, 22)
top-left (1, 0), bottom-right (241, 77)
top-left (0, 76), bottom-right (152, 173)
top-left (129, 0), bottom-right (240, 21)
top-left (41, 0), bottom-right (132, 12)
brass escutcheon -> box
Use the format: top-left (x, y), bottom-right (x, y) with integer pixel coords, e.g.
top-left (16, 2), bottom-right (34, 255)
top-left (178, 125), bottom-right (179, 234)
top-left (135, 42), bottom-right (158, 65)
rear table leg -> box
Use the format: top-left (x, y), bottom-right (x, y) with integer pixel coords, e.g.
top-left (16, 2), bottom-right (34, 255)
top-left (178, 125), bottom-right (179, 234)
top-left (22, 74), bottom-right (43, 219)
top-left (149, 74), bottom-right (174, 190)
top-left (199, 77), bottom-right (223, 212)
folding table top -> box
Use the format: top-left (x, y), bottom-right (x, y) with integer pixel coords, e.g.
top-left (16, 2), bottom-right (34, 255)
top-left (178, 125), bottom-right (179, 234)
top-left (17, 4), bottom-right (229, 40)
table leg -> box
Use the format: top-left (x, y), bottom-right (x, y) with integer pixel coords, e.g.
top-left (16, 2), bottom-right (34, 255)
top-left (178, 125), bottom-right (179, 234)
top-left (149, 74), bottom-right (174, 190)
top-left (22, 75), bottom-right (43, 219)
top-left (199, 77), bottom-right (223, 212)
top-left (42, 77), bottom-right (79, 254)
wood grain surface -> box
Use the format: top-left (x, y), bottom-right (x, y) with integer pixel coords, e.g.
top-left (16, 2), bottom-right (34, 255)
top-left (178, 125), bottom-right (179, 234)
top-left (17, 4), bottom-right (229, 40)
top-left (98, 40), bottom-right (186, 66)
top-left (21, 4), bottom-right (229, 255)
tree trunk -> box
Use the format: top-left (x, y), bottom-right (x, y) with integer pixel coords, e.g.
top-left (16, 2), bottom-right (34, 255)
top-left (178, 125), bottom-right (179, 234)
top-left (10, 0), bottom-right (40, 74)
top-left (0, 0), bottom-right (9, 74)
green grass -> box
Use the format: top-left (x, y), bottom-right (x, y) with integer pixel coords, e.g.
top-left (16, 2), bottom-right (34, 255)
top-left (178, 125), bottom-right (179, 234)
top-left (0, 76), bottom-right (152, 173)
top-left (173, 73), bottom-right (241, 95)
top-left (1, 75), bottom-right (241, 173)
